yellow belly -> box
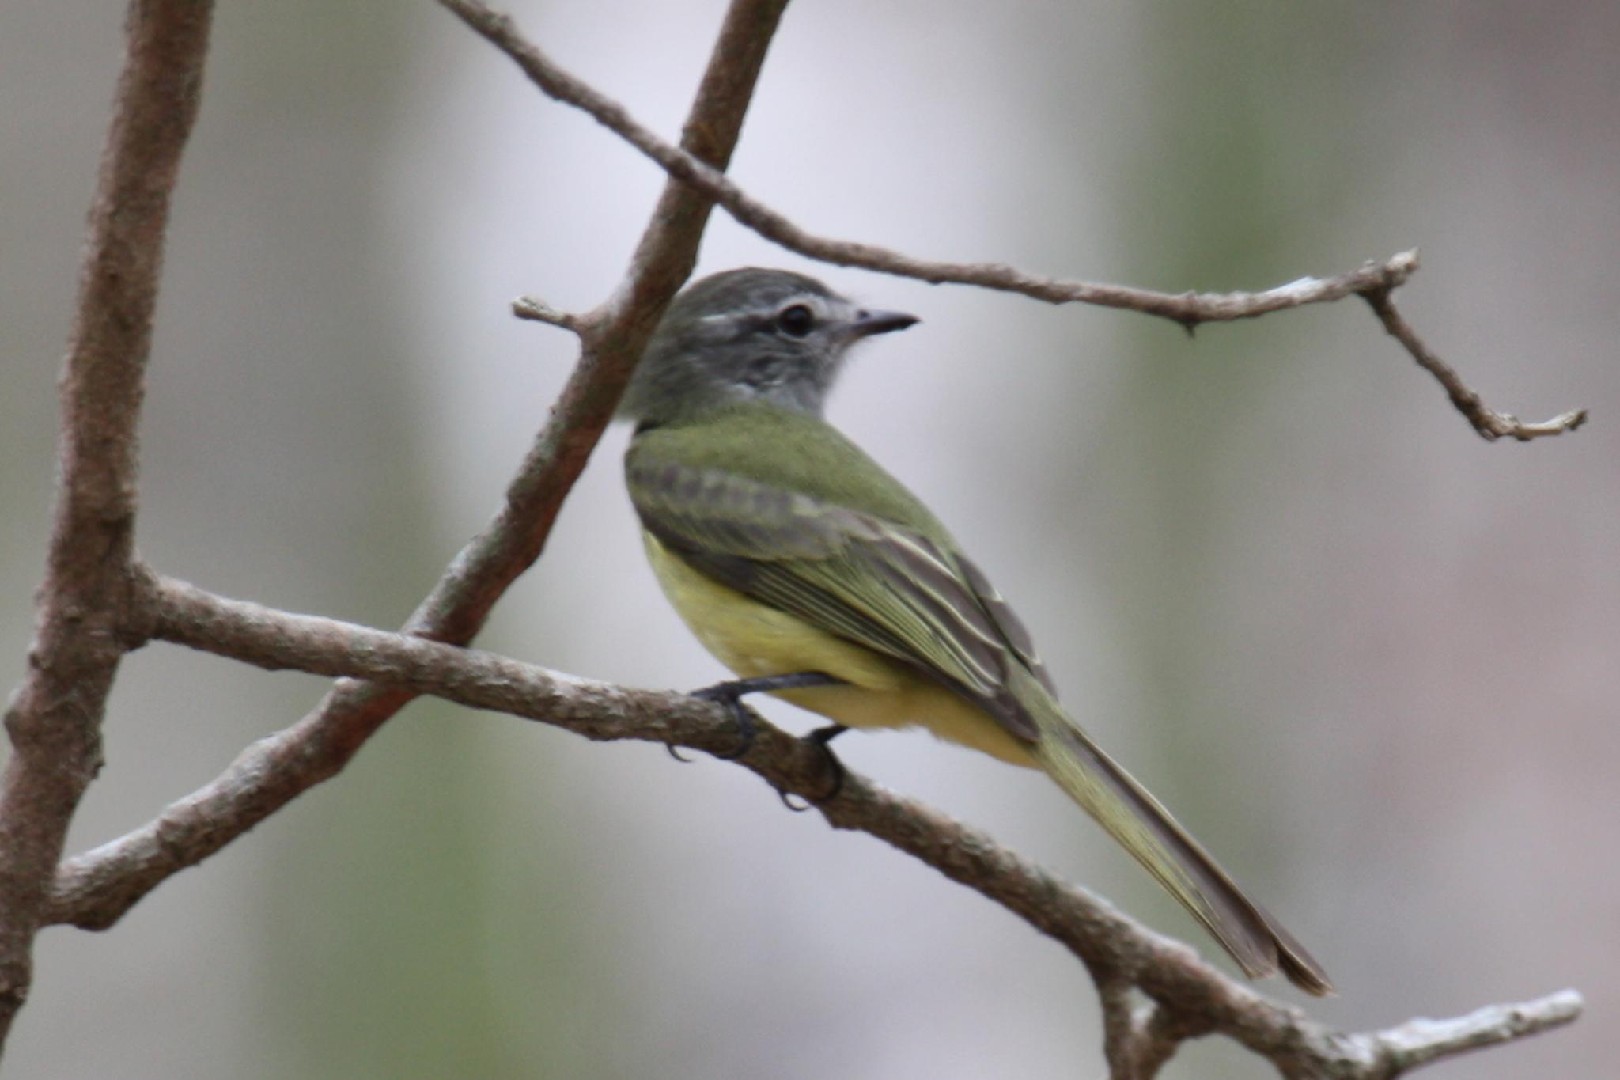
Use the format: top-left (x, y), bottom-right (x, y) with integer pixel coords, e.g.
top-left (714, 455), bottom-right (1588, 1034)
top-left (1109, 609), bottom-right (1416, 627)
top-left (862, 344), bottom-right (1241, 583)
top-left (643, 531), bottom-right (1036, 767)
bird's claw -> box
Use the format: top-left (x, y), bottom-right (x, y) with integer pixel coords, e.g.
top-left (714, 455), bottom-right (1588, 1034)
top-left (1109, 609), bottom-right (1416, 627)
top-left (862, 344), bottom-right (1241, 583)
top-left (778, 724), bottom-right (849, 810)
top-left (687, 672), bottom-right (842, 761)
top-left (691, 682), bottom-right (760, 760)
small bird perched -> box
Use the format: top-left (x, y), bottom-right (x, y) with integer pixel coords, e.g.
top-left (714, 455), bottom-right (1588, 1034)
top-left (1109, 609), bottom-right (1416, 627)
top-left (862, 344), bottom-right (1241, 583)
top-left (618, 267), bottom-right (1331, 995)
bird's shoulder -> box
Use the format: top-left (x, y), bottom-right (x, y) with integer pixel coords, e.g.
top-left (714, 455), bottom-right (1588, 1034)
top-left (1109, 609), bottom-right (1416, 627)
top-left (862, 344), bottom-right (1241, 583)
top-left (625, 405), bottom-right (947, 540)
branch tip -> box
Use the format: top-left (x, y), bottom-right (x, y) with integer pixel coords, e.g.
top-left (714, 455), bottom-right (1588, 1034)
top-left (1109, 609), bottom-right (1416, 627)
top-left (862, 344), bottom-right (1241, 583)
top-left (512, 295), bottom-right (583, 334)
top-left (1361, 987), bottom-right (1582, 1073)
top-left (1381, 248), bottom-right (1420, 286)
top-left (1362, 284), bottom-right (1586, 442)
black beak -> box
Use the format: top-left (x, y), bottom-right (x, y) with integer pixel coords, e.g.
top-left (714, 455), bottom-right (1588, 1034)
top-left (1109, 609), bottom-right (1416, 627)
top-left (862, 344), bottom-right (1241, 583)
top-left (849, 308), bottom-right (919, 338)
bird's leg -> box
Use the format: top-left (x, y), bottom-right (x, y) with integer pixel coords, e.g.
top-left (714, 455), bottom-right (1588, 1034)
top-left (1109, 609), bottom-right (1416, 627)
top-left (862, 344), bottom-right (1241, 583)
top-left (684, 671), bottom-right (844, 761)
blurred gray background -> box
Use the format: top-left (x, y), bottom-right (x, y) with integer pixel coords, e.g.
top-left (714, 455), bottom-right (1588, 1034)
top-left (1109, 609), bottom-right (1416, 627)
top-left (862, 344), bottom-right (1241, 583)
top-left (4, 2), bottom-right (1618, 1077)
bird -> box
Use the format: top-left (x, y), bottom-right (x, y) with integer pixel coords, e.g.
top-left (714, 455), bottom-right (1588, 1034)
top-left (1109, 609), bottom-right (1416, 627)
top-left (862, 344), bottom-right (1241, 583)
top-left (615, 266), bottom-right (1331, 995)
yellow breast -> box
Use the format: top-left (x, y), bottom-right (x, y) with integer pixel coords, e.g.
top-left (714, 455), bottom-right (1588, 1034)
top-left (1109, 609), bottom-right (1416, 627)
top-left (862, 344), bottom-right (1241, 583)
top-left (642, 530), bottom-right (1036, 767)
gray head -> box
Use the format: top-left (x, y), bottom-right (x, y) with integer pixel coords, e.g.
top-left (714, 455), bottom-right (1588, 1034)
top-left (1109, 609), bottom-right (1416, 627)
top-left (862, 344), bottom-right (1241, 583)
top-left (617, 267), bottom-right (918, 426)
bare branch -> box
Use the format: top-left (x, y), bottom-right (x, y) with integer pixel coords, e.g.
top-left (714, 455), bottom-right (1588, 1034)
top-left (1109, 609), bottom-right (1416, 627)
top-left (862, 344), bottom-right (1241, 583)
top-left (1098, 984), bottom-right (1208, 1080)
top-left (511, 295), bottom-right (585, 332)
top-left (1363, 287), bottom-right (1588, 441)
top-left (53, 573), bottom-right (1582, 1077)
top-left (0, 0), bottom-right (214, 1050)
top-left (436, 0), bottom-right (1420, 327)
top-left (18, 0), bottom-right (1587, 1073)
top-left (457, 5), bottom-right (1588, 444)
top-left (1349, 989), bottom-right (1585, 1075)
top-left (1099, 979), bottom-right (1147, 1080)
top-left (45, 570), bottom-right (878, 928)
top-left (35, 0), bottom-right (791, 945)
top-left (414, 0), bottom-right (788, 651)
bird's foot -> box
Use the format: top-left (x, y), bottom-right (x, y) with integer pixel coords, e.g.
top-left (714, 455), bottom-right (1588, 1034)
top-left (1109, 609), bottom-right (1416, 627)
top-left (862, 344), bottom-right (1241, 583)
top-left (779, 724), bottom-right (849, 811)
top-left (672, 671), bottom-right (843, 762)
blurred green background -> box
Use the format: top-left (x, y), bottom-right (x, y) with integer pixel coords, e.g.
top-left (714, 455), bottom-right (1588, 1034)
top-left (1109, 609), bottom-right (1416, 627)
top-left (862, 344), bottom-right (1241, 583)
top-left (5, 2), bottom-right (1618, 1077)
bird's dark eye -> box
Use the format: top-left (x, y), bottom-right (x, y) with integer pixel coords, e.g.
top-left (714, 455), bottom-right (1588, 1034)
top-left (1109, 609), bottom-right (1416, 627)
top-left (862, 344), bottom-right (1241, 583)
top-left (775, 304), bottom-right (814, 337)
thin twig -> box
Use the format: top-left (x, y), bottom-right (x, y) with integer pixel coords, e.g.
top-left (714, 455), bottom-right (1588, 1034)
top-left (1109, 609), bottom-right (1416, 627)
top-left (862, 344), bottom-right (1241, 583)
top-left (1363, 287), bottom-right (1588, 441)
top-left (511, 296), bottom-right (584, 332)
top-left (458, 2), bottom-right (1588, 442)
top-left (437, 0), bottom-right (1420, 327)
top-left (0, 0), bottom-right (214, 1051)
top-left (1350, 990), bottom-right (1587, 1077)
top-left (53, 572), bottom-right (1582, 1078)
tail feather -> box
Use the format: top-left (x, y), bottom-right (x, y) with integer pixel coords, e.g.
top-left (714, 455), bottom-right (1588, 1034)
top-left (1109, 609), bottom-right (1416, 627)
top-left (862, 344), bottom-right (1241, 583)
top-left (1026, 688), bottom-right (1332, 996)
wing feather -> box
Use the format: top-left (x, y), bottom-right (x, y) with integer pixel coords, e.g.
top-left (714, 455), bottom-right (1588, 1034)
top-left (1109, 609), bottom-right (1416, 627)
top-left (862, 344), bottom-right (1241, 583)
top-left (628, 454), bottom-right (1043, 742)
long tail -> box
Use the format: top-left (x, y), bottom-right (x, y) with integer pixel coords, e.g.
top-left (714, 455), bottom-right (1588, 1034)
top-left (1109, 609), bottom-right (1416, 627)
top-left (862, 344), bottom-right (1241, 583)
top-left (1023, 683), bottom-right (1332, 995)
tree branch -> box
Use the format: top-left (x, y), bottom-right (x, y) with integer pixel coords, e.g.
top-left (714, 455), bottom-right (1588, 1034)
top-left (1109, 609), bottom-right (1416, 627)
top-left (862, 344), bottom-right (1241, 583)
top-left (438, 0), bottom-right (1408, 323)
top-left (1363, 286), bottom-right (1588, 441)
top-left (449, 1), bottom-right (1585, 442)
top-left (28, 0), bottom-right (793, 948)
top-left (15, 0), bottom-right (1588, 1074)
top-left (51, 571), bottom-right (1582, 1077)
top-left (0, 0), bottom-right (214, 1052)
top-left (1099, 982), bottom-right (1210, 1080)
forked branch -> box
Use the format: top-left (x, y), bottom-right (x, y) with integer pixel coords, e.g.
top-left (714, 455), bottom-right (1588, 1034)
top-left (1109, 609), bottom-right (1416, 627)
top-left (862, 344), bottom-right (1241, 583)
top-left (0, 0), bottom-right (215, 1048)
top-left (6, 0), bottom-right (1588, 1074)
